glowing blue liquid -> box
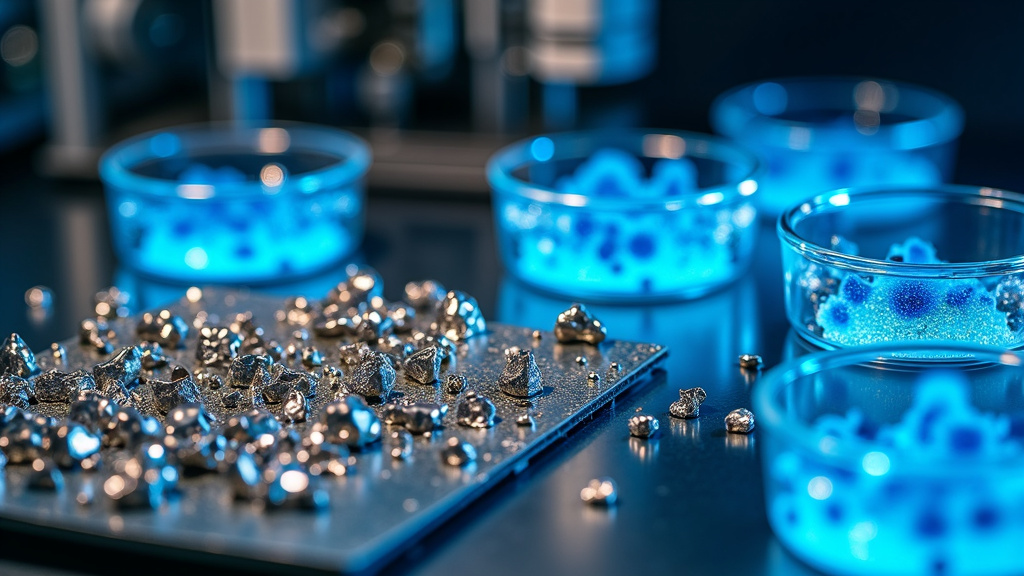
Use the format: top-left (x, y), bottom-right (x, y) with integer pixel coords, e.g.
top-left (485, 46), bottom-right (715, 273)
top-left (753, 139), bottom-right (943, 216)
top-left (812, 238), bottom-right (1017, 346)
top-left (109, 158), bottom-right (362, 282)
top-left (499, 151), bottom-right (755, 299)
top-left (768, 372), bottom-right (1024, 575)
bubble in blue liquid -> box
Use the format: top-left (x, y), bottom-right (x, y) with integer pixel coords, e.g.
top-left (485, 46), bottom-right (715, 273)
top-left (598, 241), bottom-right (616, 261)
top-left (629, 234), bottom-right (656, 259)
top-left (945, 286), bottom-right (973, 308)
top-left (235, 245), bottom-right (254, 259)
top-left (916, 511), bottom-right (946, 538)
top-left (888, 280), bottom-right (938, 318)
top-left (830, 304), bottom-right (850, 325)
top-left (841, 276), bottom-right (870, 304)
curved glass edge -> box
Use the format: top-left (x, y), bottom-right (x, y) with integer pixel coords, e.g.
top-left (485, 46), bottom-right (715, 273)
top-left (709, 76), bottom-right (964, 151)
top-left (98, 122), bottom-right (372, 200)
top-left (777, 184), bottom-right (1024, 278)
top-left (486, 129), bottom-right (762, 211)
top-left (753, 341), bottom-right (1024, 474)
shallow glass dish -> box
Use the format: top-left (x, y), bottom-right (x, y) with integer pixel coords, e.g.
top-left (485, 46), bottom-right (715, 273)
top-left (487, 130), bottom-right (760, 301)
top-left (100, 123), bottom-right (370, 283)
top-left (754, 343), bottom-right (1024, 576)
top-left (779, 185), bottom-right (1024, 350)
top-left (711, 77), bottom-right (963, 216)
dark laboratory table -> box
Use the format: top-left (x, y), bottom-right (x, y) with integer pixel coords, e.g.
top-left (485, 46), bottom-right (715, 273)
top-left (0, 136), bottom-right (1020, 576)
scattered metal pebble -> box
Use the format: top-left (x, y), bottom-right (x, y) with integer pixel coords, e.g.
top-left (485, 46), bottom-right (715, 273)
top-left (531, 330), bottom-right (542, 340)
top-left (328, 265), bottom-right (383, 307)
top-left (27, 459), bottom-right (64, 491)
top-left (440, 437), bottom-right (476, 466)
top-left (516, 414), bottom-right (534, 427)
top-left (314, 395), bottom-right (382, 449)
top-left (436, 290), bottom-right (487, 341)
top-left (580, 477), bottom-right (617, 506)
top-left (669, 387), bottom-right (706, 419)
top-left (94, 286), bottom-right (131, 319)
top-left (575, 356), bottom-right (587, 366)
top-left (24, 286), bottom-right (53, 311)
top-left (389, 429), bottom-right (413, 459)
top-left (610, 362), bottom-right (621, 371)
top-left (455, 391), bottom-right (496, 428)
top-left (383, 402), bottom-right (447, 434)
top-left (1, 332), bottom-right (41, 378)
top-left (627, 411), bottom-right (659, 438)
top-left (403, 346), bottom-right (442, 384)
top-left (586, 371), bottom-right (600, 384)
top-left (350, 350), bottom-right (396, 400)
top-left (404, 280), bottom-right (447, 310)
top-left (554, 303), bottom-right (607, 345)
top-left (724, 408), bottom-right (755, 434)
top-left (498, 349), bottom-right (543, 398)
top-left (738, 354), bottom-right (763, 370)
top-left (443, 373), bottom-right (466, 395)
top-left (136, 310), bottom-right (189, 349)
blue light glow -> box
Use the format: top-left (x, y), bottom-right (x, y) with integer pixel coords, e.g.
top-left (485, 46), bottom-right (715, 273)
top-left (149, 132), bottom-right (181, 158)
top-left (530, 137), bottom-right (554, 162)
top-left (861, 452), bottom-right (890, 476)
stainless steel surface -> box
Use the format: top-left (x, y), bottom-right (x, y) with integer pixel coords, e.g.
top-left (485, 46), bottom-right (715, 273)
top-left (0, 289), bottom-right (666, 573)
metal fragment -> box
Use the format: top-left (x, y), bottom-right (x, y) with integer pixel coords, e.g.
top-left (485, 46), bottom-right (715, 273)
top-left (498, 349), bottom-right (543, 398)
top-left (455, 391), bottom-right (496, 428)
top-left (724, 408), bottom-right (755, 434)
top-left (581, 477), bottom-right (617, 506)
top-left (554, 303), bottom-right (607, 345)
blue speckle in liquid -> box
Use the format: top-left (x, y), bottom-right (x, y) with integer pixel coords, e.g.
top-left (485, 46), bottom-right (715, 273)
top-left (598, 241), bottom-right (616, 261)
top-left (629, 234), bottom-right (656, 259)
top-left (826, 503), bottom-right (843, 523)
top-left (576, 215), bottom-right (595, 237)
top-left (842, 276), bottom-right (871, 304)
top-left (945, 286), bottom-right (973, 308)
top-left (973, 506), bottom-right (999, 529)
top-left (949, 426), bottom-right (983, 454)
top-left (889, 280), bottom-right (938, 318)
top-left (830, 304), bottom-right (850, 325)
top-left (916, 511), bottom-right (946, 538)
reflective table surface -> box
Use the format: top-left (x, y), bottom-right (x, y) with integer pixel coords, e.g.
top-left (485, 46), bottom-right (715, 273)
top-left (0, 138), bottom-right (1021, 575)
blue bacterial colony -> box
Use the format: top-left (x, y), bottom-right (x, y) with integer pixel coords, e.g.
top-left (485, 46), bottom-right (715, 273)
top-left (754, 127), bottom-right (943, 216)
top-left (815, 237), bottom-right (1018, 346)
top-left (114, 162), bottom-right (361, 282)
top-left (500, 149), bottom-right (754, 298)
top-left (768, 371), bottom-right (1024, 575)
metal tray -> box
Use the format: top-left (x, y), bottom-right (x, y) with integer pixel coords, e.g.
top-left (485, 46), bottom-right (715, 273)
top-left (0, 289), bottom-right (666, 573)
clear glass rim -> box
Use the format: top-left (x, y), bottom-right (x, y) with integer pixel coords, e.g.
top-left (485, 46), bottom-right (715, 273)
top-left (777, 184), bottom-right (1024, 277)
top-left (99, 121), bottom-right (372, 200)
top-left (710, 76), bottom-right (964, 150)
top-left (753, 341), bottom-right (1024, 473)
top-left (486, 129), bottom-right (762, 211)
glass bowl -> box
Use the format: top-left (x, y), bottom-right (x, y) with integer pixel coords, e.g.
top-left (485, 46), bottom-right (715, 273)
top-left (779, 185), bottom-right (1024, 350)
top-left (100, 123), bottom-right (370, 283)
top-left (711, 77), bottom-right (963, 217)
top-left (487, 130), bottom-right (761, 302)
top-left (754, 342), bottom-right (1024, 576)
